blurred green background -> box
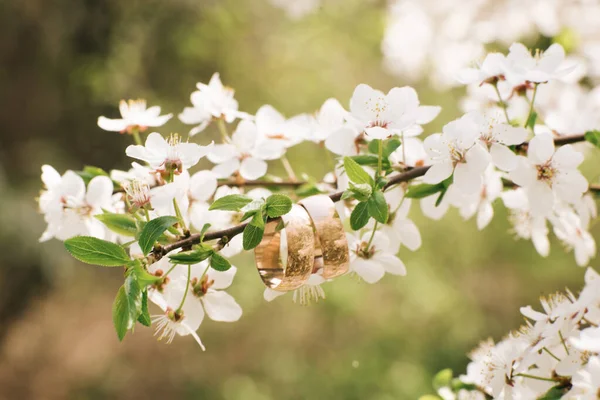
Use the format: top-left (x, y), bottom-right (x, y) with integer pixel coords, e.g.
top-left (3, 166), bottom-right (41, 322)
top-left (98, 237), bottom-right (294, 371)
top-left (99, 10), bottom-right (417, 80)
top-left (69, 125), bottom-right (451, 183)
top-left (0, 0), bottom-right (595, 399)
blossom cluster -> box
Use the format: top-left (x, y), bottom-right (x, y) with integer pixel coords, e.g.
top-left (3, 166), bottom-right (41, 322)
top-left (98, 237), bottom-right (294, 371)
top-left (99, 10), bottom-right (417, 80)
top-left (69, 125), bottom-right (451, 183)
top-left (425, 267), bottom-right (600, 400)
top-left (37, 42), bottom-right (599, 351)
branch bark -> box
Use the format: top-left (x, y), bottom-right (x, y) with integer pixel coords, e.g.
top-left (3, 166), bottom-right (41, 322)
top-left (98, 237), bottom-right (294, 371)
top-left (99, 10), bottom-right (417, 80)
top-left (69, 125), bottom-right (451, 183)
top-left (154, 133), bottom-right (591, 258)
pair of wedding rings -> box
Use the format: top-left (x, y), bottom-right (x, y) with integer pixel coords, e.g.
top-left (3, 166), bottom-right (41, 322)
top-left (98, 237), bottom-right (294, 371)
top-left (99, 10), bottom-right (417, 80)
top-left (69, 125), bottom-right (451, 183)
top-left (254, 195), bottom-right (350, 291)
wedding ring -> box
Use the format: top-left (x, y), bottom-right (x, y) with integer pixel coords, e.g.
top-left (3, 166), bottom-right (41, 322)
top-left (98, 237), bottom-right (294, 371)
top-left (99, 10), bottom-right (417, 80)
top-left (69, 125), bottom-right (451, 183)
top-left (254, 204), bottom-right (315, 291)
top-left (299, 195), bottom-right (349, 279)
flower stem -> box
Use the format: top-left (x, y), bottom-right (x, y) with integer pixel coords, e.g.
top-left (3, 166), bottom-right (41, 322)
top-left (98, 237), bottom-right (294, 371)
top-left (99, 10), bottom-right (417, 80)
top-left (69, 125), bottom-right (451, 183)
top-left (217, 119), bottom-right (229, 143)
top-left (377, 139), bottom-right (383, 176)
top-left (366, 221), bottom-right (379, 251)
top-left (493, 83), bottom-right (510, 124)
top-left (132, 128), bottom-right (143, 146)
top-left (524, 83), bottom-right (539, 129)
top-left (514, 373), bottom-right (557, 383)
top-left (543, 347), bottom-right (561, 362)
top-left (172, 198), bottom-right (187, 231)
top-left (163, 262), bottom-right (178, 278)
top-left (144, 208), bottom-right (151, 222)
top-left (281, 155), bottom-right (298, 182)
top-left (176, 265), bottom-right (191, 313)
top-left (559, 330), bottom-right (570, 355)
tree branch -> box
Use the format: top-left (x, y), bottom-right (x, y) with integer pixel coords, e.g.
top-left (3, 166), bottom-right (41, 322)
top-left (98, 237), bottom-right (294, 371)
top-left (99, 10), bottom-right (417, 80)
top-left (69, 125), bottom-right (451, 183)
top-left (153, 133), bottom-right (591, 259)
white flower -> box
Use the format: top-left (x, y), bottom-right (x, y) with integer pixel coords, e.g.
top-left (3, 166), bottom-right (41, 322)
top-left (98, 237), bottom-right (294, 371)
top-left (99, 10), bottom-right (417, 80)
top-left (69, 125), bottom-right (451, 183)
top-left (347, 231), bottom-right (406, 284)
top-left (377, 187), bottom-right (421, 253)
top-left (509, 133), bottom-right (588, 217)
top-left (97, 99), bottom-right (172, 133)
top-left (179, 73), bottom-right (247, 136)
top-left (349, 83), bottom-right (440, 139)
top-left (423, 114), bottom-right (490, 194)
top-left (565, 356), bottom-right (600, 400)
top-left (457, 52), bottom-right (508, 85)
top-left (447, 166), bottom-right (503, 230)
top-left (264, 272), bottom-right (326, 305)
top-left (468, 110), bottom-right (528, 171)
top-left (551, 206), bottom-right (596, 267)
top-left (125, 132), bottom-right (213, 175)
top-left (505, 43), bottom-right (576, 84)
top-left (308, 98), bottom-right (348, 143)
top-left (207, 120), bottom-right (282, 180)
top-left (570, 327), bottom-right (600, 352)
top-left (39, 165), bottom-right (116, 242)
top-left (502, 188), bottom-right (550, 257)
top-left (111, 162), bottom-right (160, 187)
top-left (123, 179), bottom-right (151, 209)
top-left (420, 191), bottom-right (451, 221)
top-left (390, 137), bottom-right (427, 167)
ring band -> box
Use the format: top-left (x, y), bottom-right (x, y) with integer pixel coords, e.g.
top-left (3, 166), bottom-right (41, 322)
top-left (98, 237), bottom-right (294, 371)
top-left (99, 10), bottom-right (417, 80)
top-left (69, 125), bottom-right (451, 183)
top-left (254, 204), bottom-right (315, 291)
top-left (299, 195), bottom-right (350, 279)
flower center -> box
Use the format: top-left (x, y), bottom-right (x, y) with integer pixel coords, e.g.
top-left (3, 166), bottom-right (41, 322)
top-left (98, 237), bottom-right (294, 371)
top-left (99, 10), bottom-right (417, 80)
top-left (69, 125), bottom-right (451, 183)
top-left (536, 162), bottom-right (556, 185)
top-left (355, 241), bottom-right (375, 259)
top-left (192, 275), bottom-right (214, 297)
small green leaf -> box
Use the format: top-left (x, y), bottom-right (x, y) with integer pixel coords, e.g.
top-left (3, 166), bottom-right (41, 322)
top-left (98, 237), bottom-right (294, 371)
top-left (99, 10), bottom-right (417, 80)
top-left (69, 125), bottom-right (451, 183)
top-left (169, 244), bottom-right (214, 264)
top-left (349, 182), bottom-right (372, 202)
top-left (265, 194), bottom-right (293, 218)
top-left (405, 183), bottom-right (445, 199)
top-left (243, 223), bottom-right (265, 250)
top-left (341, 190), bottom-right (354, 201)
top-left (138, 216), bottom-right (179, 255)
top-left (131, 262), bottom-right (161, 287)
top-left (344, 157), bottom-right (374, 186)
top-left (537, 386), bottom-right (567, 400)
top-left (368, 139), bottom-right (381, 154)
top-left (350, 202), bottom-right (370, 230)
top-left (432, 369), bottom-right (453, 391)
top-left (209, 194), bottom-right (253, 211)
top-left (584, 130), bottom-right (600, 148)
top-left (367, 190), bottom-right (389, 223)
top-left (250, 208), bottom-right (266, 228)
top-left (383, 138), bottom-right (401, 158)
top-left (95, 213), bottom-right (138, 237)
top-left (64, 236), bottom-right (130, 267)
top-left (112, 275), bottom-right (142, 341)
top-left (199, 223), bottom-right (211, 241)
top-left (525, 111), bottom-right (538, 129)
top-left (350, 155), bottom-right (380, 166)
top-left (240, 209), bottom-right (258, 222)
top-left (210, 253), bottom-right (231, 271)
top-left (137, 289), bottom-right (151, 327)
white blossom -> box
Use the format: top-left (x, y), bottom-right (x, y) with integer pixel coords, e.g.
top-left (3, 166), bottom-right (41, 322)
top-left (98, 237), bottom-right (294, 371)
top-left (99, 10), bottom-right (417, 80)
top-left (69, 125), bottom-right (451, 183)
top-left (98, 99), bottom-right (172, 133)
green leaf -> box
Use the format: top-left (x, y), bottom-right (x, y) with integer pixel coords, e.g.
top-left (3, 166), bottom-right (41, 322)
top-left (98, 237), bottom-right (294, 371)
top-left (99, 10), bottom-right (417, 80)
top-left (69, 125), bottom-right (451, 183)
top-left (350, 202), bottom-right (370, 230)
top-left (383, 138), bottom-right (402, 158)
top-left (95, 213), bottom-right (138, 237)
top-left (210, 252), bottom-right (231, 271)
top-left (209, 194), bottom-right (253, 211)
top-left (432, 369), bottom-right (453, 391)
top-left (76, 166), bottom-right (111, 186)
top-left (537, 386), bottom-right (567, 400)
top-left (525, 111), bottom-right (538, 129)
top-left (131, 262), bottom-right (161, 287)
top-left (240, 209), bottom-right (258, 222)
top-left (344, 157), bottom-right (374, 186)
top-left (250, 208), bottom-right (266, 228)
top-left (243, 223), bottom-right (265, 250)
top-left (584, 130), bottom-right (600, 148)
top-left (405, 183), bottom-right (445, 199)
top-left (349, 182), bottom-right (372, 202)
top-left (350, 154), bottom-right (380, 166)
top-left (138, 216), bottom-right (179, 255)
top-left (168, 244), bottom-right (214, 265)
top-left (265, 194), bottom-right (293, 218)
top-left (64, 236), bottom-right (130, 267)
top-left (367, 190), bottom-right (389, 223)
top-left (199, 223), bottom-right (211, 241)
top-left (112, 275), bottom-right (142, 341)
top-left (368, 139), bottom-right (382, 154)
top-left (137, 290), bottom-right (151, 327)
top-left (341, 190), bottom-right (354, 201)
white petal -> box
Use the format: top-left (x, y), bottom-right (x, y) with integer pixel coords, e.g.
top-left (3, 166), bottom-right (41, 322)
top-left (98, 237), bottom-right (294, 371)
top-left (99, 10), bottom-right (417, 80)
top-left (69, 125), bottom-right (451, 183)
top-left (493, 125), bottom-right (528, 146)
top-left (414, 105), bottom-right (441, 124)
top-left (207, 266), bottom-right (237, 290)
top-left (423, 161), bottom-right (453, 184)
top-left (212, 159), bottom-right (240, 179)
top-left (239, 158), bottom-right (267, 180)
top-left (86, 176), bottom-right (114, 207)
top-left (527, 182), bottom-right (554, 217)
top-left (232, 120), bottom-right (258, 151)
top-left (351, 259), bottom-right (385, 284)
top-left (202, 290), bottom-right (242, 322)
top-left (97, 117), bottom-right (128, 132)
top-left (206, 144), bottom-right (237, 164)
top-left (465, 143), bottom-right (491, 172)
top-left (527, 133), bottom-right (555, 164)
top-left (453, 163), bottom-right (483, 194)
top-left (490, 143), bottom-right (518, 171)
top-left (373, 253), bottom-right (407, 276)
top-left (476, 202), bottom-right (494, 230)
top-left (394, 219), bottom-right (421, 251)
top-left (189, 170), bottom-right (218, 202)
top-left (552, 145), bottom-right (584, 169)
top-left (41, 165), bottom-right (61, 189)
top-left (324, 127), bottom-right (358, 156)
top-left (365, 126), bottom-right (391, 139)
top-left (264, 288), bottom-right (285, 302)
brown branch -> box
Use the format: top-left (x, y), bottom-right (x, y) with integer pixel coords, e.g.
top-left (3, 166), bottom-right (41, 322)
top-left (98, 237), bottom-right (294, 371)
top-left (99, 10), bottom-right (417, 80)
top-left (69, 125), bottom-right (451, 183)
top-left (156, 166), bottom-right (432, 257)
top-left (153, 133), bottom-right (591, 259)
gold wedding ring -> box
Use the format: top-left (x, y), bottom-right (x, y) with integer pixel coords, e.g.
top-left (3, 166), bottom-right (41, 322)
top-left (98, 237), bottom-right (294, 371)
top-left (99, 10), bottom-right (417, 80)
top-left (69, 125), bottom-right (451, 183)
top-left (299, 195), bottom-right (349, 279)
top-left (254, 204), bottom-right (315, 291)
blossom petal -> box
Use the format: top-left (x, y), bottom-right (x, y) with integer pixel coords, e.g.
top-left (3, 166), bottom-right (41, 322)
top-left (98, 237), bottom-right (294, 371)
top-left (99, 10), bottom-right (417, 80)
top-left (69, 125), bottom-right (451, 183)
top-left (239, 157), bottom-right (267, 180)
top-left (423, 161), bottom-right (453, 184)
top-left (527, 133), bottom-right (555, 164)
top-left (490, 143), bottom-right (518, 171)
top-left (373, 253), bottom-right (407, 276)
top-left (86, 176), bottom-right (114, 207)
top-left (325, 127), bottom-right (359, 156)
top-left (189, 170), bottom-right (218, 202)
top-left (203, 290), bottom-right (242, 322)
top-left (454, 163), bottom-right (483, 194)
top-left (351, 259), bottom-right (385, 284)
top-left (552, 145), bottom-right (584, 169)
top-left (97, 117), bottom-right (128, 132)
top-left (206, 144), bottom-right (237, 164)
